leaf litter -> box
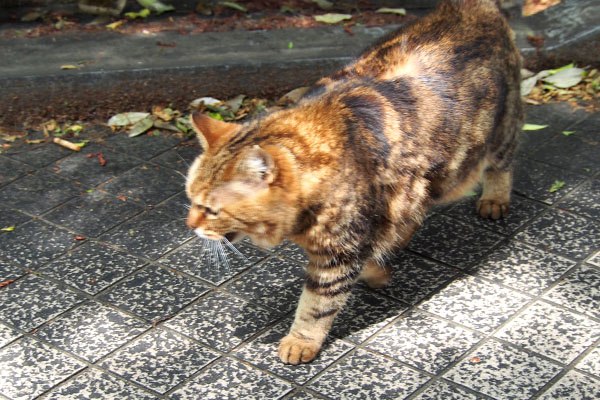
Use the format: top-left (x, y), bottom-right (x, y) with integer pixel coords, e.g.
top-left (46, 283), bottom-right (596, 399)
top-left (522, 64), bottom-right (599, 113)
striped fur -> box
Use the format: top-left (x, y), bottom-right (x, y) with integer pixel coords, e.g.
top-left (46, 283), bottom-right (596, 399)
top-left (185, 0), bottom-right (522, 364)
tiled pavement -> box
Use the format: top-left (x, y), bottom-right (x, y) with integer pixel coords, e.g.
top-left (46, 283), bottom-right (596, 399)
top-left (0, 102), bottom-right (599, 400)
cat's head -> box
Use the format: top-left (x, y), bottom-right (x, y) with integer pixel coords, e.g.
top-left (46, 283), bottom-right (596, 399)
top-left (185, 112), bottom-right (299, 247)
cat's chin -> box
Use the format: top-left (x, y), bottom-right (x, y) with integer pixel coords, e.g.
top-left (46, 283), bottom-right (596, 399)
top-left (224, 232), bottom-right (243, 243)
top-left (248, 234), bottom-right (281, 249)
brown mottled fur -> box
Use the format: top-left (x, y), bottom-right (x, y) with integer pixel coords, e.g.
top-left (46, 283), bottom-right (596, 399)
top-left (185, 0), bottom-right (522, 364)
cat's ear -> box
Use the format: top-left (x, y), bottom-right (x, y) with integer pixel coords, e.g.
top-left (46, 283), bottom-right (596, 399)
top-left (239, 145), bottom-right (276, 185)
top-left (191, 112), bottom-right (237, 150)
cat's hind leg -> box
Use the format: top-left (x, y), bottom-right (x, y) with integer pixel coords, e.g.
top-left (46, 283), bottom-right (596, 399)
top-left (359, 261), bottom-right (392, 289)
top-left (477, 167), bottom-right (511, 220)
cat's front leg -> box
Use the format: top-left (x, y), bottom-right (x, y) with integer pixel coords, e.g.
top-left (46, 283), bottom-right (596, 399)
top-left (279, 262), bottom-right (357, 364)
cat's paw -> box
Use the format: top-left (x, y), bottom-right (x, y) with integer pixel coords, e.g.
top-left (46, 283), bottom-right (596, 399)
top-left (278, 335), bottom-right (321, 365)
top-left (360, 263), bottom-right (392, 289)
top-left (477, 199), bottom-right (509, 220)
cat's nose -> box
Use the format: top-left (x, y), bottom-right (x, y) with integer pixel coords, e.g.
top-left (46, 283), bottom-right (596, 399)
top-left (185, 218), bottom-right (196, 229)
top-left (186, 211), bottom-right (200, 230)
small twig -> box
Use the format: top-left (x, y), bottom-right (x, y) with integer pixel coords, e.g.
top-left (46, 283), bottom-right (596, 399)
top-left (53, 137), bottom-right (81, 151)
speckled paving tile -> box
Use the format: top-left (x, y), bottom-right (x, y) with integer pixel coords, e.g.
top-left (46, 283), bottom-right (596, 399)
top-left (543, 264), bottom-right (600, 320)
top-left (444, 340), bottom-right (562, 399)
top-left (588, 251), bottom-right (600, 267)
top-left (442, 194), bottom-right (547, 236)
top-left (407, 214), bottom-right (503, 269)
top-left (0, 155), bottom-right (35, 187)
top-left (531, 131), bottom-right (600, 176)
top-left (379, 250), bottom-right (459, 305)
top-left (539, 370), bottom-right (600, 400)
top-left (160, 237), bottom-right (269, 285)
top-left (0, 204), bottom-right (30, 229)
top-left (472, 240), bottom-right (577, 295)
top-left (309, 348), bottom-right (429, 400)
top-left (0, 274), bottom-right (84, 332)
top-left (98, 164), bottom-right (184, 206)
top-left (569, 110), bottom-right (600, 141)
top-left (412, 380), bottom-right (484, 400)
top-left (0, 219), bottom-right (82, 270)
top-left (44, 368), bottom-right (159, 400)
top-left (99, 208), bottom-right (193, 259)
top-left (577, 347), bottom-right (600, 377)
top-left (6, 141), bottom-right (71, 168)
top-left (35, 300), bottom-right (148, 362)
top-left (0, 259), bottom-right (26, 282)
top-left (51, 143), bottom-right (141, 186)
top-left (515, 209), bottom-right (600, 261)
top-left (284, 390), bottom-right (324, 400)
top-left (512, 158), bottom-right (587, 205)
top-left (234, 318), bottom-right (354, 385)
top-left (43, 189), bottom-right (145, 237)
top-left (99, 265), bottom-right (209, 322)
top-left (330, 287), bottom-right (407, 344)
top-left (367, 311), bottom-right (482, 374)
top-left (149, 144), bottom-right (202, 173)
top-left (0, 323), bottom-right (21, 348)
top-left (102, 132), bottom-right (182, 160)
top-left (277, 242), bottom-right (310, 265)
top-left (226, 256), bottom-right (305, 314)
top-left (418, 275), bottom-right (530, 334)
top-left (151, 190), bottom-right (189, 217)
top-left (495, 301), bottom-right (600, 364)
top-left (0, 336), bottom-right (85, 400)
top-left (0, 169), bottom-right (83, 215)
top-left (518, 102), bottom-right (589, 157)
top-left (40, 241), bottom-right (147, 295)
top-left (165, 291), bottom-right (277, 352)
top-left (170, 356), bottom-right (293, 400)
top-left (101, 328), bottom-right (218, 394)
top-left (558, 179), bottom-right (600, 221)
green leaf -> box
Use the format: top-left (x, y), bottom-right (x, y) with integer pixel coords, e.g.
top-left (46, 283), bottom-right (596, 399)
top-left (314, 13), bottom-right (352, 24)
top-left (1, 226), bottom-right (15, 232)
top-left (548, 63), bottom-right (574, 74)
top-left (464, 189), bottom-right (478, 197)
top-left (549, 180), bottom-right (566, 193)
top-left (522, 124), bottom-right (548, 131)
top-left (108, 112), bottom-right (150, 127)
top-left (137, 0), bottom-right (174, 14)
top-left (561, 130), bottom-right (575, 136)
top-left (127, 117), bottom-right (154, 137)
top-left (208, 112), bottom-right (224, 121)
top-left (288, 41), bottom-right (294, 49)
top-left (375, 7), bottom-right (406, 15)
top-left (219, 1), bottom-right (247, 12)
top-left (175, 117), bottom-right (191, 134)
top-left (542, 67), bottom-right (584, 89)
top-left (125, 9), bottom-right (151, 18)
top-left (75, 140), bottom-right (89, 148)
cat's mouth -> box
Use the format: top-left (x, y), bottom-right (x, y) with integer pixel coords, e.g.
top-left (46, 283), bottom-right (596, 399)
top-left (224, 232), bottom-right (242, 243)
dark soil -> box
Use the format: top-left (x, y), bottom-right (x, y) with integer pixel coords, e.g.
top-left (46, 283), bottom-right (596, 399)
top-left (1, 1), bottom-right (414, 38)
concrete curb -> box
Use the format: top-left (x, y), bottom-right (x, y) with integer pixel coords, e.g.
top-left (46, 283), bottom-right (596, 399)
top-left (1, 0), bottom-right (598, 126)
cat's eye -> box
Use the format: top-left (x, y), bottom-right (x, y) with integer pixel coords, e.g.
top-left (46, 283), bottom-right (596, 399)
top-left (204, 206), bottom-right (219, 216)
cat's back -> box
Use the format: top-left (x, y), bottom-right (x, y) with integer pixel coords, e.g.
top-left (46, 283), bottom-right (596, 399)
top-left (335, 0), bottom-right (517, 82)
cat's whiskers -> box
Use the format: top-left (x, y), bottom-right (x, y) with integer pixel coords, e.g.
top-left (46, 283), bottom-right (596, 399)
top-left (216, 240), bottom-right (232, 275)
top-left (222, 236), bottom-right (247, 260)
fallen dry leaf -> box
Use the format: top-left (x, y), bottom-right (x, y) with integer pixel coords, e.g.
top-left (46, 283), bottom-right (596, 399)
top-left (0, 280), bottom-right (14, 288)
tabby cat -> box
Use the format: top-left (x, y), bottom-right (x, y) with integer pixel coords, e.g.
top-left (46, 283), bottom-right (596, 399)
top-left (185, 0), bottom-right (522, 364)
